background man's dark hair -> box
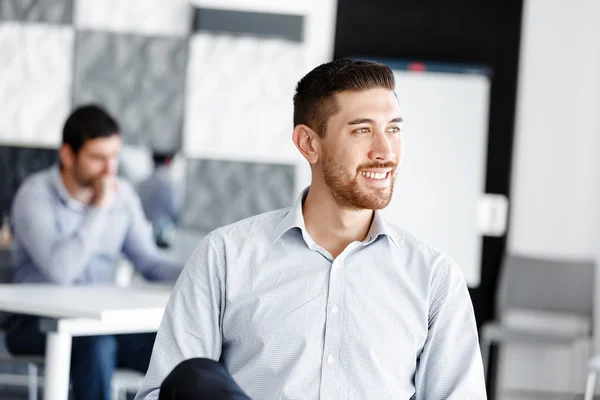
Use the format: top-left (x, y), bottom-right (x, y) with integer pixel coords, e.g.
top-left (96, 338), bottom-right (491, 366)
top-left (62, 104), bottom-right (120, 154)
top-left (152, 151), bottom-right (176, 167)
top-left (293, 58), bottom-right (396, 138)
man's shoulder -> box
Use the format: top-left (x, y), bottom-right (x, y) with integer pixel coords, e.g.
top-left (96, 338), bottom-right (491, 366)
top-left (14, 167), bottom-right (54, 201)
top-left (383, 221), bottom-right (445, 257)
top-left (207, 208), bottom-right (291, 243)
top-left (382, 221), bottom-right (459, 279)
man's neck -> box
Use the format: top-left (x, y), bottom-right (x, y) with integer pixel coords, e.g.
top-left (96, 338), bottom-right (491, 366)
top-left (302, 181), bottom-right (374, 258)
top-left (60, 168), bottom-right (94, 206)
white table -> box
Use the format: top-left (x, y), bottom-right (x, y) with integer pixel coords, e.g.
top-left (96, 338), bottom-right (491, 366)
top-left (0, 283), bottom-right (172, 400)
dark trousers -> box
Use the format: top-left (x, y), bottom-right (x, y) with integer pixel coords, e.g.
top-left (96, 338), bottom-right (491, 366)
top-left (5, 315), bottom-right (156, 400)
top-left (160, 358), bottom-right (252, 400)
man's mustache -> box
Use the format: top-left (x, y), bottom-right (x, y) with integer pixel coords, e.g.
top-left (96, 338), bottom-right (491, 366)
top-left (357, 161), bottom-right (397, 171)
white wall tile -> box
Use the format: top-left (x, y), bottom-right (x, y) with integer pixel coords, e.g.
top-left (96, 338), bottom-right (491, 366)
top-left (189, 0), bottom-right (338, 69)
top-left (182, 33), bottom-right (305, 164)
top-left (74, 0), bottom-right (192, 36)
top-left (0, 22), bottom-right (73, 147)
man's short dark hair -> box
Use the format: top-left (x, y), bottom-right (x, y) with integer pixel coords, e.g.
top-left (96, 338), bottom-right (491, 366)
top-left (293, 58), bottom-right (396, 138)
top-left (62, 104), bottom-right (120, 154)
top-left (152, 151), bottom-right (176, 166)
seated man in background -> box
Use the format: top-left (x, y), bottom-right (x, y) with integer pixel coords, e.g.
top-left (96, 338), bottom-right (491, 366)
top-left (6, 104), bottom-right (183, 400)
top-left (136, 58), bottom-right (485, 400)
top-left (137, 151), bottom-right (183, 249)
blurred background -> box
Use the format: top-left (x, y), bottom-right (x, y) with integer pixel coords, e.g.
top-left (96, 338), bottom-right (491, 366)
top-left (1, 0), bottom-right (599, 399)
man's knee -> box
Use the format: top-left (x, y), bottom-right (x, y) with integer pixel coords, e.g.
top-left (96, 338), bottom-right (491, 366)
top-left (160, 358), bottom-right (251, 400)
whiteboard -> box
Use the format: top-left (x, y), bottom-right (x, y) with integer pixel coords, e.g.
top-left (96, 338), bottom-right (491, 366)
top-left (381, 63), bottom-right (491, 287)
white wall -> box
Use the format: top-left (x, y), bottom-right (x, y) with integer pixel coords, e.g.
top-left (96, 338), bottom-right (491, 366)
top-left (501, 0), bottom-right (600, 395)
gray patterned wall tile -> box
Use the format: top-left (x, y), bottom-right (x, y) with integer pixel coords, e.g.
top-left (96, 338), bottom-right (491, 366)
top-left (0, 145), bottom-right (57, 219)
top-left (0, 0), bottom-right (73, 24)
top-left (183, 33), bottom-right (305, 163)
top-left (72, 30), bottom-right (187, 152)
top-left (180, 158), bottom-right (295, 232)
top-left (0, 23), bottom-right (73, 147)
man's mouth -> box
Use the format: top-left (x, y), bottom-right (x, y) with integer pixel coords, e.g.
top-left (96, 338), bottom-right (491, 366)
top-left (359, 169), bottom-right (392, 180)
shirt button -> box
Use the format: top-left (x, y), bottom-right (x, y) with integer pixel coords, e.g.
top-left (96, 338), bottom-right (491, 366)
top-left (327, 355), bottom-right (334, 364)
top-left (331, 306), bottom-right (338, 314)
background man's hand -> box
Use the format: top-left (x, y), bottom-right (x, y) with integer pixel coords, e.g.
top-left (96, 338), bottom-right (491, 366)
top-left (92, 175), bottom-right (118, 208)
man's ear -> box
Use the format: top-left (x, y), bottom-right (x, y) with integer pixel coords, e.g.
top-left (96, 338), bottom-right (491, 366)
top-left (59, 144), bottom-right (75, 169)
top-left (292, 124), bottom-right (321, 164)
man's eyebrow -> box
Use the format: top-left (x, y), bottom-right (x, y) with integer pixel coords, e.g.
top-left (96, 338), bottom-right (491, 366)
top-left (347, 117), bottom-right (403, 125)
top-left (348, 118), bottom-right (373, 125)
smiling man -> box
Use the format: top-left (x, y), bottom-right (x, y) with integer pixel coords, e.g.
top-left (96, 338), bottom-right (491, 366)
top-left (136, 58), bottom-right (486, 400)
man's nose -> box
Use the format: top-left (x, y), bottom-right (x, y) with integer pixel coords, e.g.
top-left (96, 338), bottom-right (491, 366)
top-left (369, 131), bottom-right (395, 162)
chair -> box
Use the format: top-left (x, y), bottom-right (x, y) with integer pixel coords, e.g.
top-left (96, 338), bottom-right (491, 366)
top-left (480, 254), bottom-right (595, 397)
top-left (111, 368), bottom-right (146, 400)
top-left (584, 354), bottom-right (600, 400)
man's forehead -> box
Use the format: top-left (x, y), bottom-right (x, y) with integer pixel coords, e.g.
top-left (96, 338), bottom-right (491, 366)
top-left (80, 134), bottom-right (121, 151)
top-left (333, 89), bottom-right (400, 118)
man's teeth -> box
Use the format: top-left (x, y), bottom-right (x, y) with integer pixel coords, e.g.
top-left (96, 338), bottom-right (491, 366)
top-left (360, 171), bottom-right (387, 180)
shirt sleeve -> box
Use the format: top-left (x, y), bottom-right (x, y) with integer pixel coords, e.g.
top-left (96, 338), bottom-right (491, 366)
top-left (414, 256), bottom-right (487, 400)
top-left (134, 231), bottom-right (226, 400)
top-left (120, 182), bottom-right (183, 281)
top-left (11, 181), bottom-right (109, 284)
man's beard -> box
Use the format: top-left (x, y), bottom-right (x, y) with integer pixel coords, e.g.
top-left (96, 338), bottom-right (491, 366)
top-left (321, 148), bottom-right (397, 210)
top-left (72, 160), bottom-right (98, 187)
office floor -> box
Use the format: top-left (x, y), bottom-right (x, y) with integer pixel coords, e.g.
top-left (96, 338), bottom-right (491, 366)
top-left (0, 390), bottom-right (591, 400)
top-left (0, 388), bottom-right (597, 400)
top-left (0, 387), bottom-right (136, 400)
top-left (501, 391), bottom-right (593, 400)
top-left (502, 397), bottom-right (585, 400)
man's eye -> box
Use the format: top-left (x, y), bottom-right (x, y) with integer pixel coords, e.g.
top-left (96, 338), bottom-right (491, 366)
top-left (355, 127), bottom-right (369, 134)
top-left (388, 127), bottom-right (401, 133)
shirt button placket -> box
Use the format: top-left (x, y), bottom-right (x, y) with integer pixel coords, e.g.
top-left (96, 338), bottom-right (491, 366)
top-left (320, 256), bottom-right (345, 400)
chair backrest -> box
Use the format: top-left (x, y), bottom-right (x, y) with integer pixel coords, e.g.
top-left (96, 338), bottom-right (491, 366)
top-left (0, 248), bottom-right (13, 328)
top-left (497, 254), bottom-right (595, 317)
top-left (0, 249), bottom-right (12, 284)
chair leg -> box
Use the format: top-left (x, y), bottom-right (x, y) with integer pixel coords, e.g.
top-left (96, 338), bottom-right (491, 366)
top-left (584, 371), bottom-right (597, 400)
top-left (480, 339), bottom-right (490, 379)
top-left (111, 381), bottom-right (120, 400)
top-left (27, 362), bottom-right (38, 400)
top-left (567, 342), bottom-right (576, 393)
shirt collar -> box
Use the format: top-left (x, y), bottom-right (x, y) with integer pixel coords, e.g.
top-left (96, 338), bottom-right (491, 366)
top-left (50, 165), bottom-right (88, 212)
top-left (365, 209), bottom-right (401, 248)
top-left (272, 186), bottom-right (310, 244)
top-left (273, 186), bottom-right (400, 249)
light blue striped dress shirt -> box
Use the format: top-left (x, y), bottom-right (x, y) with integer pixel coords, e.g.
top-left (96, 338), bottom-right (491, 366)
top-left (136, 188), bottom-right (486, 400)
top-left (11, 166), bottom-right (181, 284)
